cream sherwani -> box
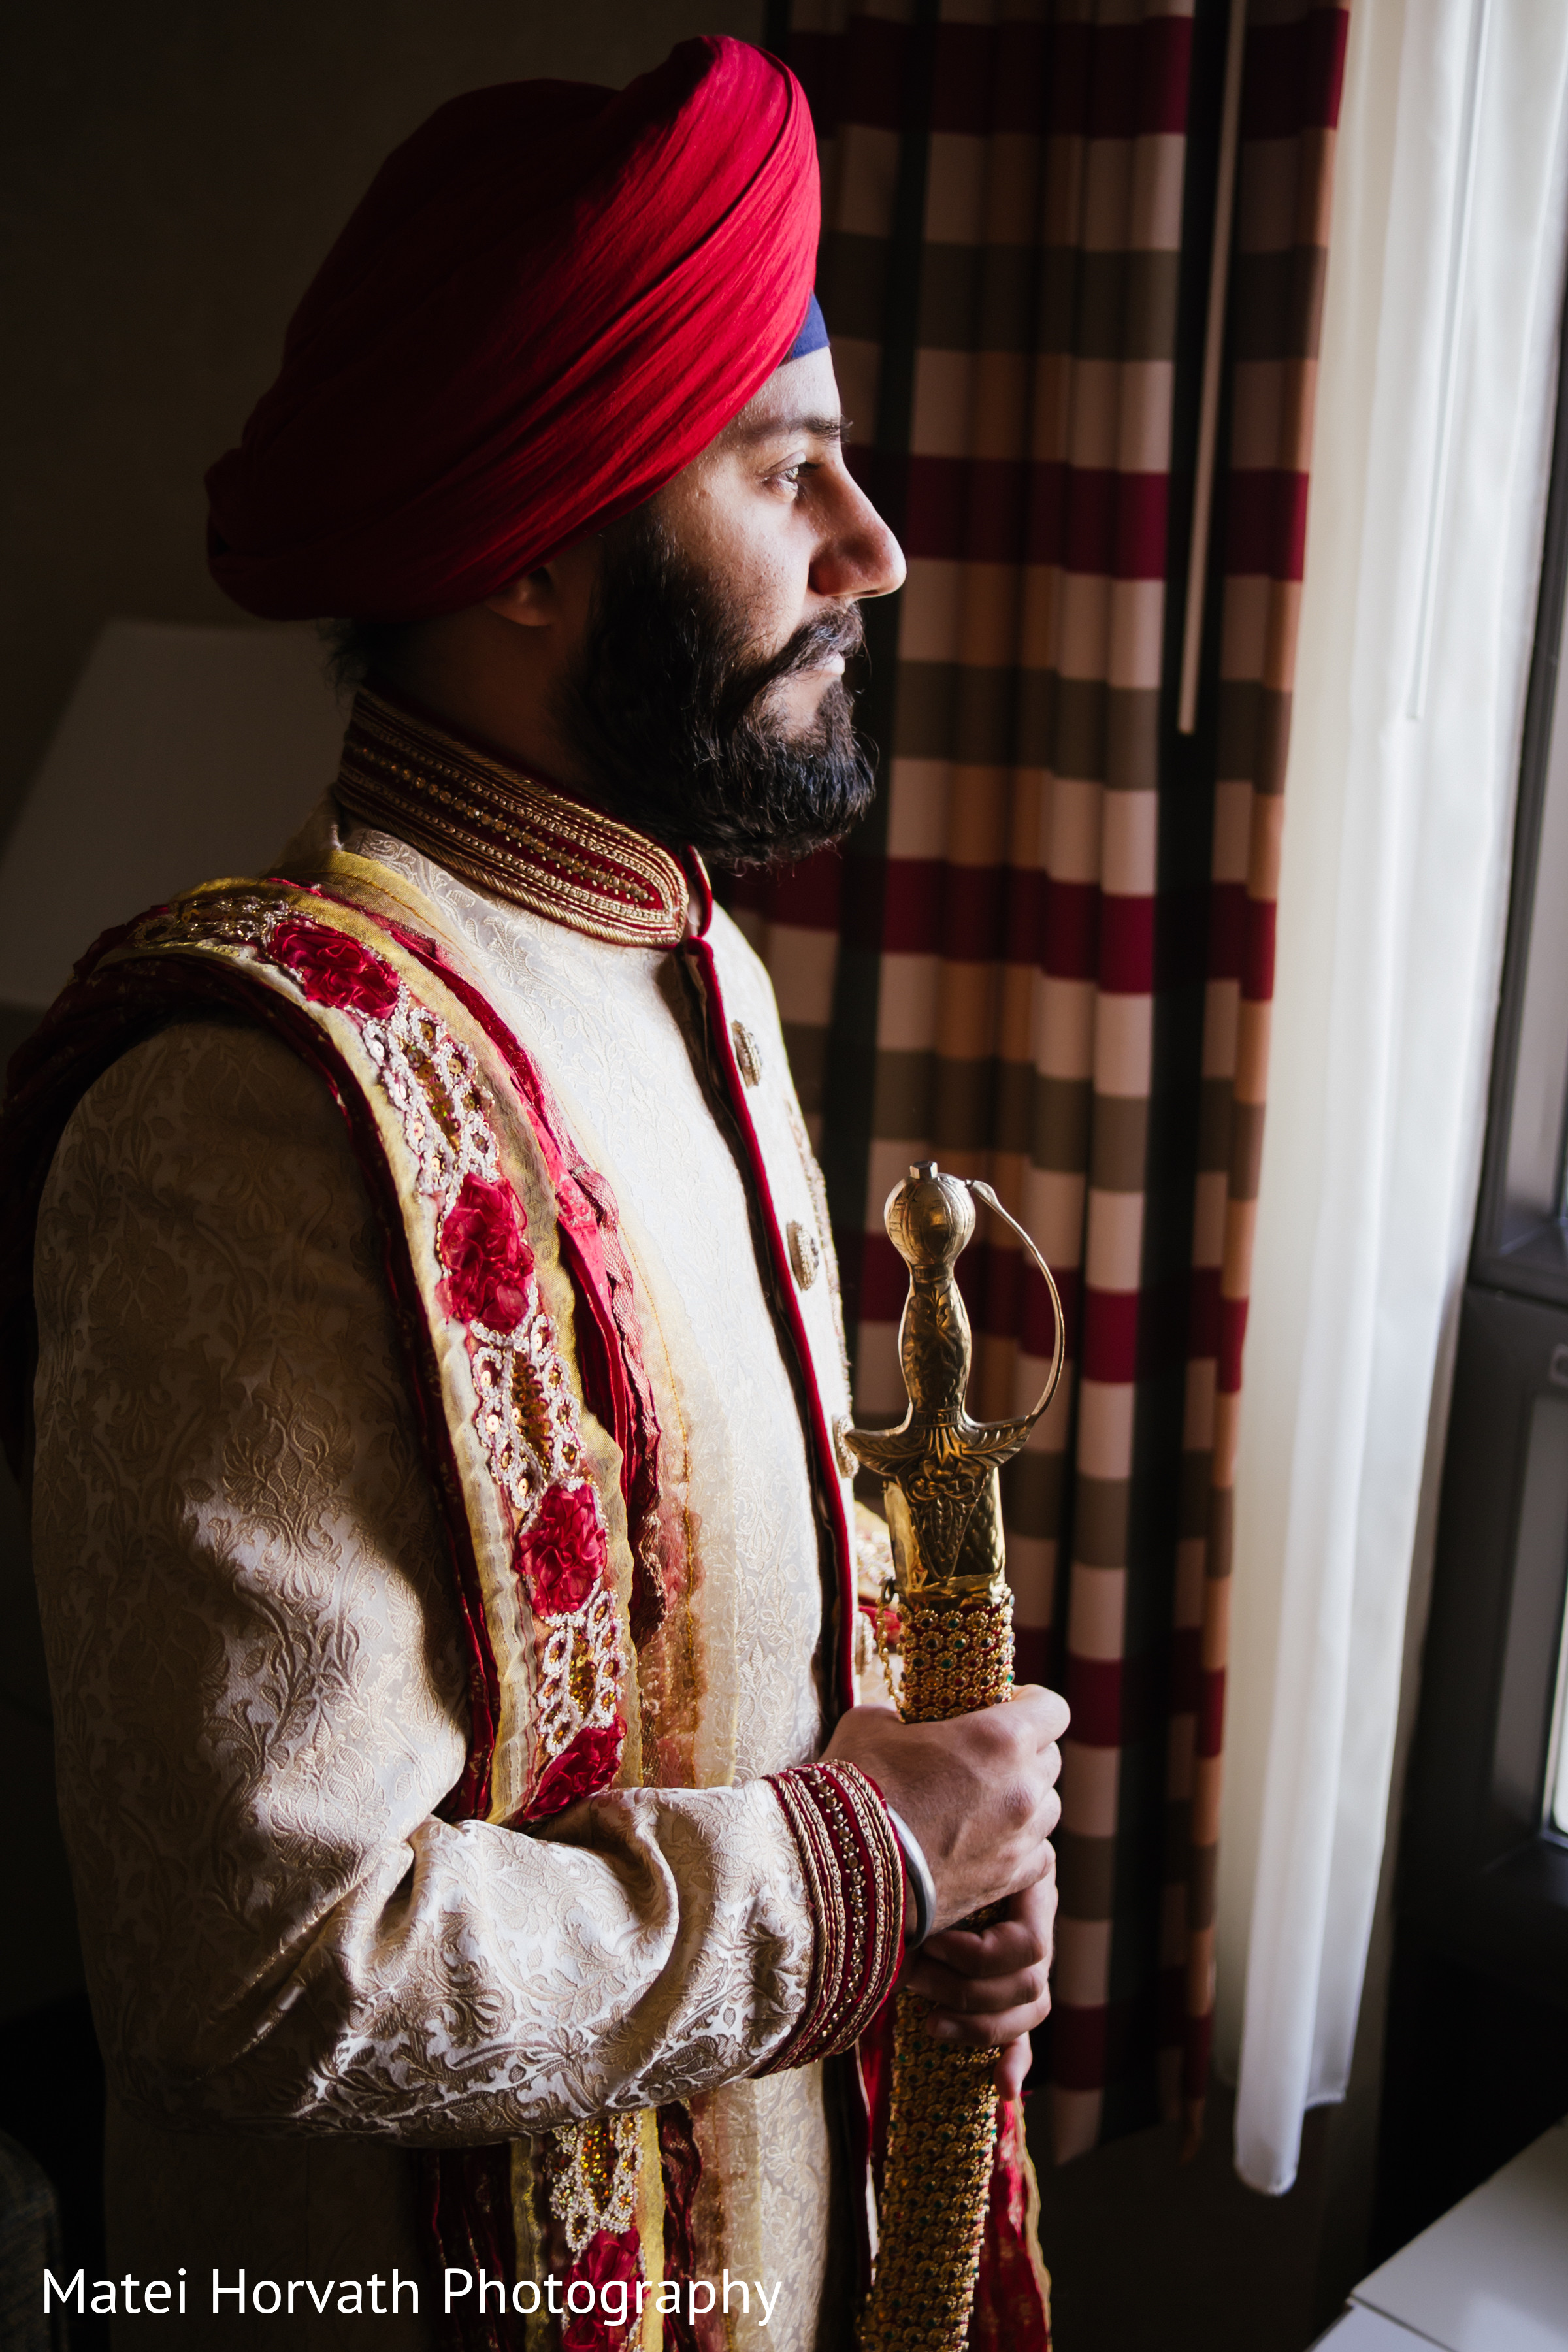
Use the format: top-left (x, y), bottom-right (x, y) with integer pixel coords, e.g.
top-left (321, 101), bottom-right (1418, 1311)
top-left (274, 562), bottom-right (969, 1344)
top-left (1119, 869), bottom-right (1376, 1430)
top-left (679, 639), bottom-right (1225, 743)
top-left (29, 783), bottom-right (873, 2349)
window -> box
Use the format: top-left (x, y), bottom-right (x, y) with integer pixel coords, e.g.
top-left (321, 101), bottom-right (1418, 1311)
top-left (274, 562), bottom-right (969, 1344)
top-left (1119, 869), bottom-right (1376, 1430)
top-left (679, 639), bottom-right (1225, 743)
top-left (1396, 287), bottom-right (1568, 1995)
top-left (1474, 438), bottom-right (1568, 1301)
top-left (1373, 291), bottom-right (1568, 2262)
top-left (1462, 310), bottom-right (1568, 1862)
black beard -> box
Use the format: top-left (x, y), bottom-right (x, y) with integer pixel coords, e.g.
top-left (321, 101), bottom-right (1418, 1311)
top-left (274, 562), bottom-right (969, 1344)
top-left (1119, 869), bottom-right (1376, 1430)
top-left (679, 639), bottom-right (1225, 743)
top-left (551, 510), bottom-right (878, 870)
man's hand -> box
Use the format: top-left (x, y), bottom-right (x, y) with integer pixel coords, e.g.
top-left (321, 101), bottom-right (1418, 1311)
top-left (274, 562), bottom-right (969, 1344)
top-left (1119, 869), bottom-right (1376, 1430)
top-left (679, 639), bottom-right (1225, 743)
top-left (823, 1683), bottom-right (1069, 1930)
top-left (903, 1870), bottom-right (1057, 2098)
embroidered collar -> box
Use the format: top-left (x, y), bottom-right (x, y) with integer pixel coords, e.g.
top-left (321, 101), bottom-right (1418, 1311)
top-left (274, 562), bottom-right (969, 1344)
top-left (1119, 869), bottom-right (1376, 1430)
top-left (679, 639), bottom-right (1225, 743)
top-left (333, 688), bottom-right (691, 948)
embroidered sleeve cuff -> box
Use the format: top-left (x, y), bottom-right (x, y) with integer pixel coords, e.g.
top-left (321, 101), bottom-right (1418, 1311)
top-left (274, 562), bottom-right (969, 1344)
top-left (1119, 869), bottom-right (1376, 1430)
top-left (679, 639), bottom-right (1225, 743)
top-left (757, 1759), bottom-right (905, 2072)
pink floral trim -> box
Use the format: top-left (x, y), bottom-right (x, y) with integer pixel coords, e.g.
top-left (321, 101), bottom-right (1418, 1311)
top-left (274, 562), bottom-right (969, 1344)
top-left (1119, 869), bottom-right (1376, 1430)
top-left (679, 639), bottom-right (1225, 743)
top-left (142, 898), bottom-right (629, 1820)
top-left (269, 915), bottom-right (402, 1019)
top-left (438, 1171), bottom-right (534, 1333)
top-left (515, 1480), bottom-right (606, 1616)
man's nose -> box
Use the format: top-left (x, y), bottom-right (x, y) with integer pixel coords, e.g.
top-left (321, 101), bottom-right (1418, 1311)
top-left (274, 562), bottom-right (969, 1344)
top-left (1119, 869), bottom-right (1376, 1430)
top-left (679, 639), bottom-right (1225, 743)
top-left (812, 478), bottom-right (907, 603)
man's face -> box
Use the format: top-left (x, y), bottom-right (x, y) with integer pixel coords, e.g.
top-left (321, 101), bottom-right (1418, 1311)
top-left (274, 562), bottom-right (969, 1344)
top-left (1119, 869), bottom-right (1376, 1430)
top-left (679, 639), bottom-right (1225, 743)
top-left (657, 346), bottom-right (906, 732)
top-left (551, 346), bottom-right (906, 868)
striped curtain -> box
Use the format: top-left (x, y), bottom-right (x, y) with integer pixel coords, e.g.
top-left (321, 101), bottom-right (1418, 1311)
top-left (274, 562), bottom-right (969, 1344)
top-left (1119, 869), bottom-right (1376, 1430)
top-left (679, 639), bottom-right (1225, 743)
top-left (736, 0), bottom-right (1349, 2158)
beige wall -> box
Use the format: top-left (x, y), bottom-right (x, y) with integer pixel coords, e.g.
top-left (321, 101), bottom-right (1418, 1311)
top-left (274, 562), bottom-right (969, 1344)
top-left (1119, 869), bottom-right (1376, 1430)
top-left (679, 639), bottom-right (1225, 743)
top-left (0, 0), bottom-right (764, 838)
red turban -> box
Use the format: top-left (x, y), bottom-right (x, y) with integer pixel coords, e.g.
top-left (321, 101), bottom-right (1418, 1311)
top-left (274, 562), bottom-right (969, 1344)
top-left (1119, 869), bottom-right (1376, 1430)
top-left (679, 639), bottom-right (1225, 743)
top-left (205, 37), bottom-right (818, 623)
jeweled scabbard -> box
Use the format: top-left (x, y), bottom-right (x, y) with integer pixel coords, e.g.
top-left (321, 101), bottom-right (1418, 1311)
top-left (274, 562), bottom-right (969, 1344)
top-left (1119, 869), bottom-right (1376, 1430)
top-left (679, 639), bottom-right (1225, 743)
top-left (843, 1163), bottom-right (1063, 2352)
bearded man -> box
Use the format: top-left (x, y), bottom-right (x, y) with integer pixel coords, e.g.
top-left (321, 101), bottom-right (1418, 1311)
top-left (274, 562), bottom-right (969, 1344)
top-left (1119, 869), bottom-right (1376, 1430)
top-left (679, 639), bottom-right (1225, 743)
top-left (5, 38), bottom-right (1068, 2352)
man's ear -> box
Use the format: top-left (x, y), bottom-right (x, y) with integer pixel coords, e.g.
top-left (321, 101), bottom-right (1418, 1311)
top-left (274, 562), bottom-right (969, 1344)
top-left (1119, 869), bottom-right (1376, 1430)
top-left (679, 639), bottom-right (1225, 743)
top-left (485, 567), bottom-right (557, 629)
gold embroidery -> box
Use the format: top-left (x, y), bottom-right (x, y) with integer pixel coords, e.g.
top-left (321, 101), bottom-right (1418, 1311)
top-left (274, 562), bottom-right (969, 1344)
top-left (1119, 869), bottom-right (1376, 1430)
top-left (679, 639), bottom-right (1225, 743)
top-left (335, 691), bottom-right (689, 948)
top-left (538, 1587), bottom-right (621, 1763)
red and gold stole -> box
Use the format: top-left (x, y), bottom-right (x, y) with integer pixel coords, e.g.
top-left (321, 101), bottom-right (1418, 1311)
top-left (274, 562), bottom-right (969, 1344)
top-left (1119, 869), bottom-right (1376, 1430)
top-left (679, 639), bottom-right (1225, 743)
top-left (0, 867), bottom-right (692, 2339)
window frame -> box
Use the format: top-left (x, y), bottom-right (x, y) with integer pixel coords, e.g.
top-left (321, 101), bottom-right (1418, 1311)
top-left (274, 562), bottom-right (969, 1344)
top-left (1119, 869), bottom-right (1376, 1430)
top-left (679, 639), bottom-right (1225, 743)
top-left (1401, 1289), bottom-right (1568, 2002)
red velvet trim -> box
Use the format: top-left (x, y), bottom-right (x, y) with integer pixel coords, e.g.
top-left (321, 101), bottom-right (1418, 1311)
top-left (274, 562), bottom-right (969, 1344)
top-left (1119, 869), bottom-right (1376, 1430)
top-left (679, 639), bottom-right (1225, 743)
top-left (438, 1170), bottom-right (535, 1333)
top-left (677, 884), bottom-right (876, 2281)
top-left (678, 881), bottom-right (857, 1717)
top-left (856, 1979), bottom-right (899, 2211)
top-left (513, 1481), bottom-right (608, 1618)
top-left (527, 1720), bottom-right (627, 1821)
top-left (561, 2225), bottom-right (644, 2351)
top-left (269, 913), bottom-right (402, 1018)
top-left (427, 2144), bottom-right (521, 2352)
top-left (656, 2103), bottom-right (719, 2352)
top-left (674, 860), bottom-right (879, 2278)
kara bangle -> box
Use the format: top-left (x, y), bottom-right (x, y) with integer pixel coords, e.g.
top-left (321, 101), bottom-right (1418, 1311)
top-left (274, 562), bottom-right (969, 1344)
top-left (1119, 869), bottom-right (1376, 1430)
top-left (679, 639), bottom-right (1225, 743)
top-left (885, 1806), bottom-right (936, 1949)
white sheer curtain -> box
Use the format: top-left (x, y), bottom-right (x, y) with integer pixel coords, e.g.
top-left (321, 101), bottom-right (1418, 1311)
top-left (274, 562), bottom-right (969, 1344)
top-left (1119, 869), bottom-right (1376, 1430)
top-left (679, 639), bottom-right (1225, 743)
top-left (1211, 0), bottom-right (1568, 2196)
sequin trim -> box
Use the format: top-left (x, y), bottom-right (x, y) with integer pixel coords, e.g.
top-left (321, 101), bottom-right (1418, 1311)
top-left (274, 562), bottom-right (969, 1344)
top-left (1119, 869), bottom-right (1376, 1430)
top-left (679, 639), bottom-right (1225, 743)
top-left (547, 2112), bottom-right (642, 2259)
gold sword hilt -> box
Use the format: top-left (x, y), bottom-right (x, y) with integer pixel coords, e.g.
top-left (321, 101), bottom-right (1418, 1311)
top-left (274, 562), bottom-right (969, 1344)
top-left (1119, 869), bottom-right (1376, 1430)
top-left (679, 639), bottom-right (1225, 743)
top-left (840, 1162), bottom-right (1064, 1621)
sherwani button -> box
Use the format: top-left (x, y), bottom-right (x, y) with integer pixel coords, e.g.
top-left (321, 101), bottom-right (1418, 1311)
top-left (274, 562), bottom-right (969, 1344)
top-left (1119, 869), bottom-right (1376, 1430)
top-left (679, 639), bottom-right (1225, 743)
top-left (787, 1219), bottom-right (821, 1290)
top-left (731, 1020), bottom-right (762, 1086)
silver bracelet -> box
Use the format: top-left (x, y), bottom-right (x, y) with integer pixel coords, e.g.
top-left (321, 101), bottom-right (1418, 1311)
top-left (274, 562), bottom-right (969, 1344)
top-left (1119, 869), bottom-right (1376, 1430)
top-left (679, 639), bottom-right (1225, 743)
top-left (885, 1806), bottom-right (936, 1949)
